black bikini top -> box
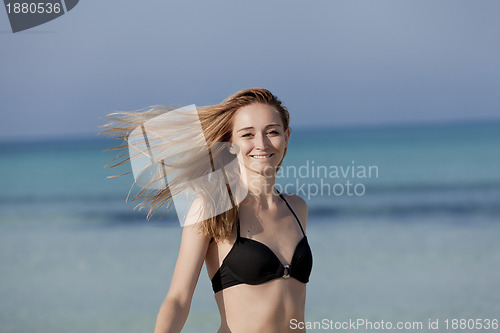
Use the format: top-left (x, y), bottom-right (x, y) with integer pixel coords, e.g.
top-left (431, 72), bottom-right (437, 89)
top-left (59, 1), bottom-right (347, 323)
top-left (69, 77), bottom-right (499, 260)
top-left (211, 192), bottom-right (313, 293)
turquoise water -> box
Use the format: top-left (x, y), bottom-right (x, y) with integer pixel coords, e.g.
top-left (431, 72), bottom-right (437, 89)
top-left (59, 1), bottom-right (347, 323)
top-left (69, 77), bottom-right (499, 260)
top-left (1, 122), bottom-right (499, 332)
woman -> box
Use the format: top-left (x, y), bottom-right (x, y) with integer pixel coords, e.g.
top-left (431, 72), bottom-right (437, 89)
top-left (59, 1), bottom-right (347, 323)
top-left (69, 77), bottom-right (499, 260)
top-left (103, 88), bottom-right (313, 332)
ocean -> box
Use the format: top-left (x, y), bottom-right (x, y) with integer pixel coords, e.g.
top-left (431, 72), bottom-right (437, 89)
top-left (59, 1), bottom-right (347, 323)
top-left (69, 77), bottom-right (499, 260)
top-left (1, 121), bottom-right (499, 332)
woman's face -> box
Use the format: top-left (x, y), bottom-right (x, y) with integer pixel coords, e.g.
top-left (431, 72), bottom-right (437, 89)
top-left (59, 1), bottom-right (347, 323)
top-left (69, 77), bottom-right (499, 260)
top-left (231, 103), bottom-right (290, 176)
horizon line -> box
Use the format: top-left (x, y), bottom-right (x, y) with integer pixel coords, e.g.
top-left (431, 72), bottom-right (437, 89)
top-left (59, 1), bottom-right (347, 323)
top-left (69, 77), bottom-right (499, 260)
top-left (1, 117), bottom-right (500, 144)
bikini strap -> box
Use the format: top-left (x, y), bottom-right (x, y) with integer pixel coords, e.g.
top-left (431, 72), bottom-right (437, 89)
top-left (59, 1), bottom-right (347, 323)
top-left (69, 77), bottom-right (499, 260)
top-left (278, 192), bottom-right (306, 236)
top-left (236, 215), bottom-right (241, 239)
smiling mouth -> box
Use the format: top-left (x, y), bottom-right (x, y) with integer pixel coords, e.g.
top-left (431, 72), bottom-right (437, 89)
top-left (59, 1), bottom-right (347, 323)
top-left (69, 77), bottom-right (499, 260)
top-left (250, 153), bottom-right (274, 159)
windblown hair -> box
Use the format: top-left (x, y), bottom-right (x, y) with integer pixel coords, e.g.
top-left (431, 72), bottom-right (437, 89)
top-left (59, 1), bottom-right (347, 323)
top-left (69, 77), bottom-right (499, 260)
top-left (100, 88), bottom-right (290, 241)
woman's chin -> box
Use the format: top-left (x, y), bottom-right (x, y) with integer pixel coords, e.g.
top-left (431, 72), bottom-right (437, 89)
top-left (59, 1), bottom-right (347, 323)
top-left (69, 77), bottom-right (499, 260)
top-left (245, 163), bottom-right (278, 176)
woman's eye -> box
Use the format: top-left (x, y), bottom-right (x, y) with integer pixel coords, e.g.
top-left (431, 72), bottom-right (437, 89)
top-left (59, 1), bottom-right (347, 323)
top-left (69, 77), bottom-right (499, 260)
top-left (241, 133), bottom-right (253, 138)
top-left (267, 130), bottom-right (279, 135)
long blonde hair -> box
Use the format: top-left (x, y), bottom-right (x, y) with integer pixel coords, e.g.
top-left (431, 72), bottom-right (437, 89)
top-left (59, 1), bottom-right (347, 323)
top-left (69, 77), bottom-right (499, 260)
top-left (100, 88), bottom-right (290, 241)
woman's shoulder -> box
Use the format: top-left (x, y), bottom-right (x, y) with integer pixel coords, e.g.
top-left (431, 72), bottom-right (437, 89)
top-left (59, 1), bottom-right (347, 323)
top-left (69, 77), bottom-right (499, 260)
top-left (280, 193), bottom-right (308, 227)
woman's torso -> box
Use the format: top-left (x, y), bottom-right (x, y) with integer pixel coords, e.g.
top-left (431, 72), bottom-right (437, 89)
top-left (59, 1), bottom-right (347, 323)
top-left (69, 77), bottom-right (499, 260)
top-left (205, 193), bottom-right (311, 333)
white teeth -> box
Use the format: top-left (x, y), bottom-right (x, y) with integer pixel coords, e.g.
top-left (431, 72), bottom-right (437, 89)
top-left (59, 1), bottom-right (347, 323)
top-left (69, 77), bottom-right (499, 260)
top-left (251, 154), bottom-right (273, 159)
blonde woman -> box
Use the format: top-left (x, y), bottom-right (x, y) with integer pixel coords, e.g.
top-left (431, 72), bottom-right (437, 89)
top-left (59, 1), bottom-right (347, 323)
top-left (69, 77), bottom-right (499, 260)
top-left (102, 88), bottom-right (313, 332)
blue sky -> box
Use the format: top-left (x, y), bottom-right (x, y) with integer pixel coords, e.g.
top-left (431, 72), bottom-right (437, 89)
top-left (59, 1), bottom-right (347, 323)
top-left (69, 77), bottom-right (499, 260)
top-left (1, 0), bottom-right (499, 140)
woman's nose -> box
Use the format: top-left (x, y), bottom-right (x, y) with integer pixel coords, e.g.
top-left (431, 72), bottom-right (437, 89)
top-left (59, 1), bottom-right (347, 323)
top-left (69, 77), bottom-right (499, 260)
top-left (254, 133), bottom-right (268, 150)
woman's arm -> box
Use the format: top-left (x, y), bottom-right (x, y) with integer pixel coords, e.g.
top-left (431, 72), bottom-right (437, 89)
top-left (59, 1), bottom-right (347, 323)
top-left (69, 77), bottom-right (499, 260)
top-left (154, 201), bottom-right (211, 333)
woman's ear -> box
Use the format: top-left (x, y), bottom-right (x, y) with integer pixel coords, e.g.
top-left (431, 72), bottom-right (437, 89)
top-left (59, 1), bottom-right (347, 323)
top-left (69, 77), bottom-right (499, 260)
top-left (228, 143), bottom-right (238, 155)
top-left (285, 127), bottom-right (291, 146)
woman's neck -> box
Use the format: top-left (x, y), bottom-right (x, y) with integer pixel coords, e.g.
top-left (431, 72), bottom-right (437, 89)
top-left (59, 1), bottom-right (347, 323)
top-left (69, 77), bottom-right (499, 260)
top-left (241, 167), bottom-right (279, 207)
